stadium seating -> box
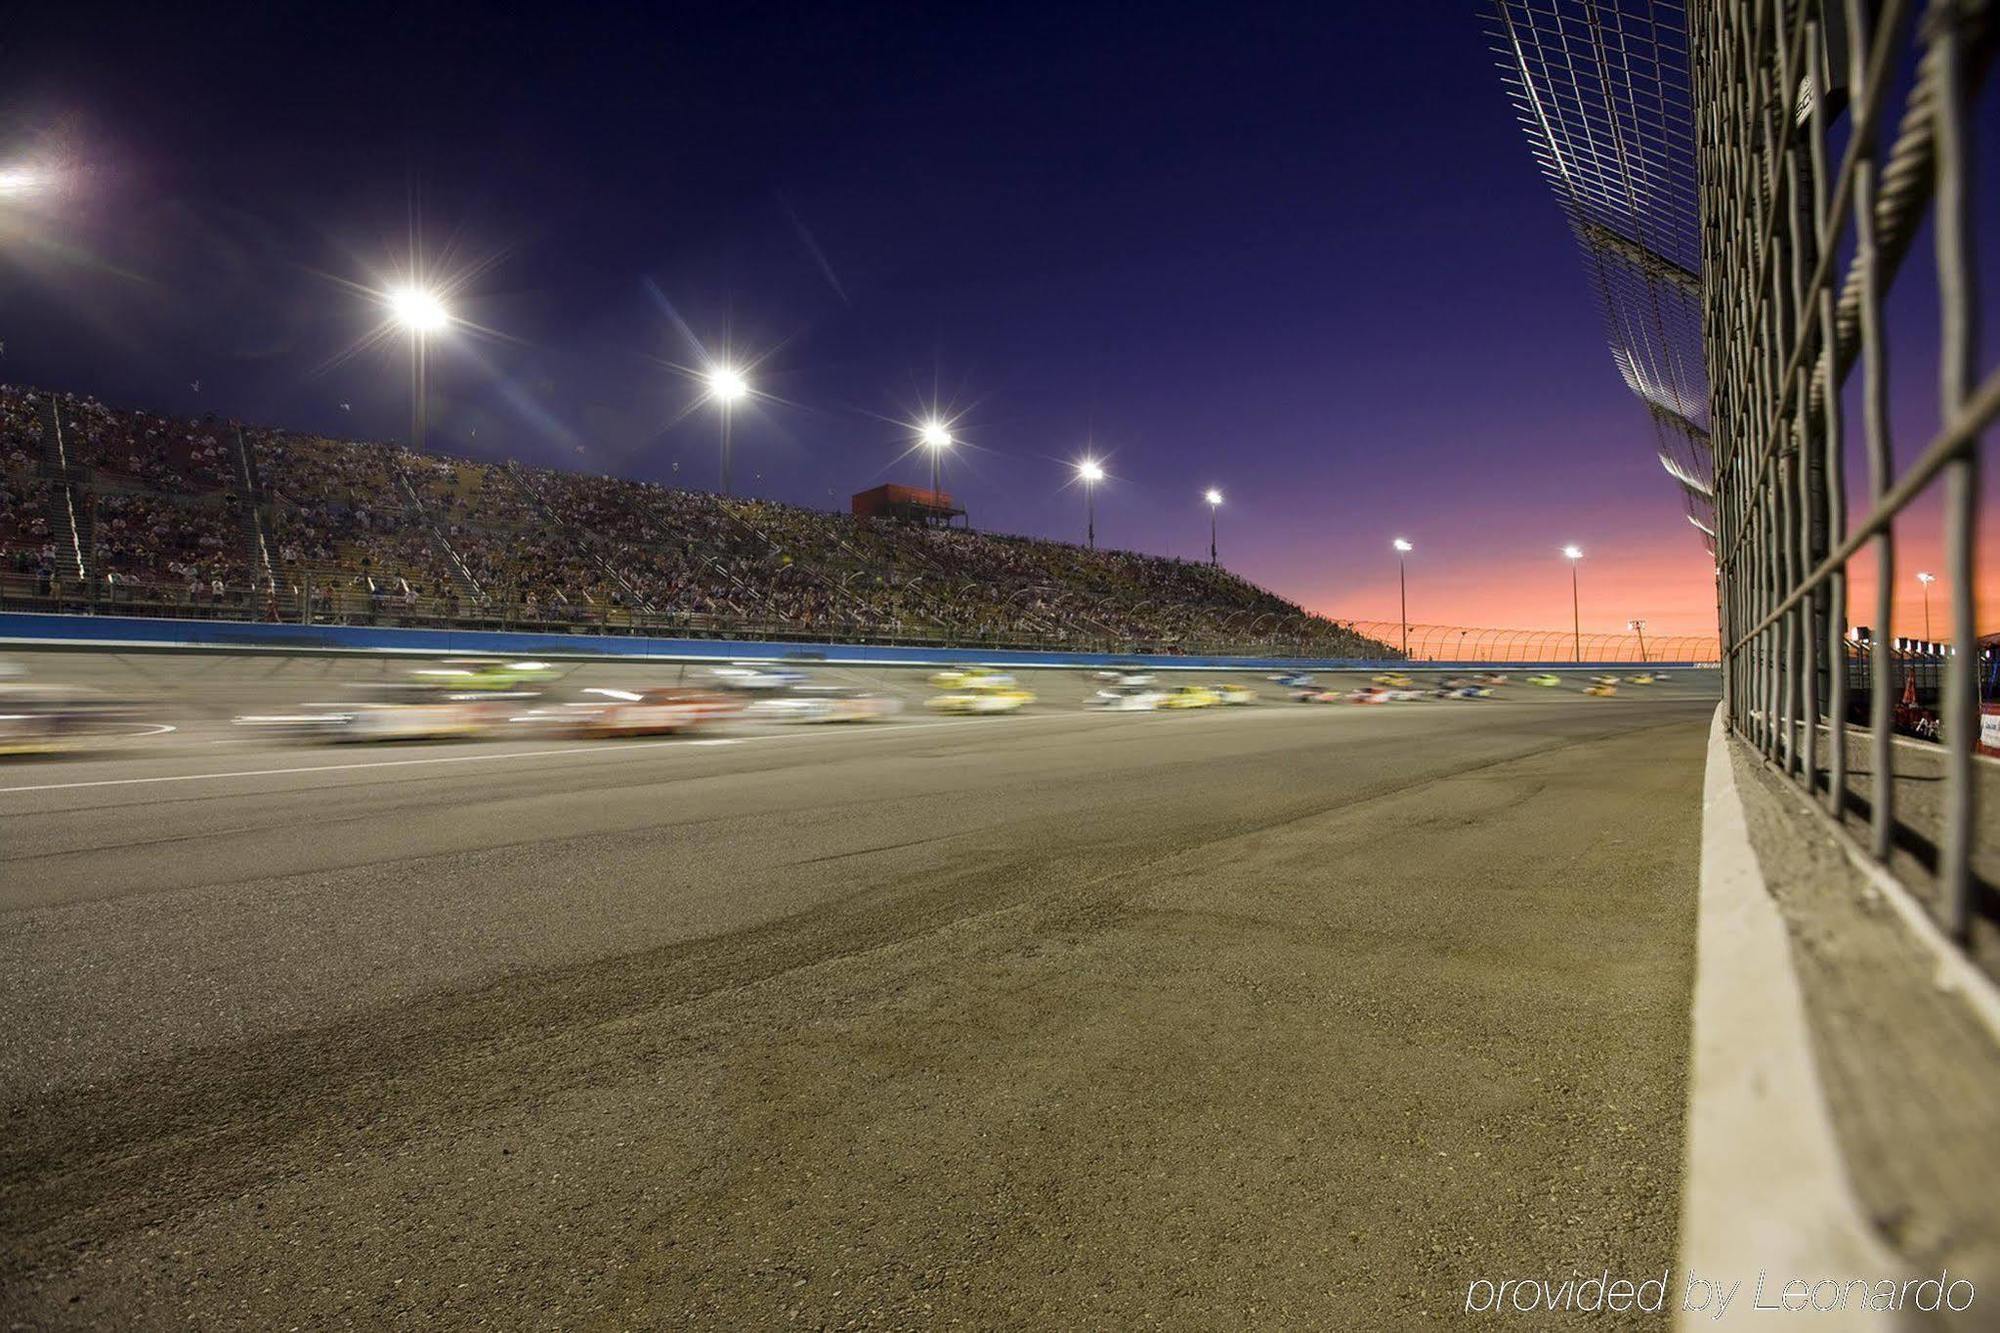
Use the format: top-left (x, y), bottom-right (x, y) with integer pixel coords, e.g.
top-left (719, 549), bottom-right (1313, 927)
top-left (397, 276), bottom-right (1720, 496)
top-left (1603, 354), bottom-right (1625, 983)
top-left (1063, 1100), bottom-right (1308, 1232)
top-left (0, 384), bottom-right (1389, 655)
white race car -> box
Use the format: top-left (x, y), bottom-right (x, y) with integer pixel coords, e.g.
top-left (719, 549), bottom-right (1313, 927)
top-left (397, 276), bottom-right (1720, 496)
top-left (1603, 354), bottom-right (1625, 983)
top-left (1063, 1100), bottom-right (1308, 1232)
top-left (745, 686), bottom-right (903, 723)
top-left (1210, 683), bottom-right (1256, 705)
top-left (710, 665), bottom-right (809, 692)
top-left (1350, 686), bottom-right (1423, 704)
top-left (1088, 684), bottom-right (1167, 711)
top-left (240, 685), bottom-right (500, 742)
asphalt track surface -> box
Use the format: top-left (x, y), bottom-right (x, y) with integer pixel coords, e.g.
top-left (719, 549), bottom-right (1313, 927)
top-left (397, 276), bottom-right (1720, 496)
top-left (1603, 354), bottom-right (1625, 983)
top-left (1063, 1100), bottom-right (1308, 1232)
top-left (1, 658), bottom-right (1719, 1328)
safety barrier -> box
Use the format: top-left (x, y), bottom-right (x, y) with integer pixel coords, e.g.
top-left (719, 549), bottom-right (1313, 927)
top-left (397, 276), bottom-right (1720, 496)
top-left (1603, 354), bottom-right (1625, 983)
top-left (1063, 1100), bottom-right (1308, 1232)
top-left (0, 610), bottom-right (1721, 673)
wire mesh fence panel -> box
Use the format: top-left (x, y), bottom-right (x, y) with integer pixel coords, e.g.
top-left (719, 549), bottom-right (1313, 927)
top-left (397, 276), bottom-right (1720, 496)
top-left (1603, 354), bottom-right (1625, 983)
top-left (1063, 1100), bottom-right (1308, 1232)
top-left (1695, 0), bottom-right (1996, 949)
top-left (1346, 621), bottom-right (1720, 663)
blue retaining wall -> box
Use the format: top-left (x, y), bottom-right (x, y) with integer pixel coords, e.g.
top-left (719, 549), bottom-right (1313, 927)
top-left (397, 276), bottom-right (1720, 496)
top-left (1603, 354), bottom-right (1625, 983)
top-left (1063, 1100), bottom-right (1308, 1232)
top-left (0, 611), bottom-right (1716, 672)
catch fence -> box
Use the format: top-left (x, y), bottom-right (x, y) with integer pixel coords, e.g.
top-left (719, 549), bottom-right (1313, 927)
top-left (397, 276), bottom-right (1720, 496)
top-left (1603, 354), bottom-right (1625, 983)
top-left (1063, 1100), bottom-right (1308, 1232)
top-left (1348, 621), bottom-right (1719, 663)
top-left (1698, 0), bottom-right (1996, 946)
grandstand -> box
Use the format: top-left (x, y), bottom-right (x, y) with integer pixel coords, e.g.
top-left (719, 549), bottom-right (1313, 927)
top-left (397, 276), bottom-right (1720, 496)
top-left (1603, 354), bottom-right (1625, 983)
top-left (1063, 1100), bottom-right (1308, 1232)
top-left (0, 386), bottom-right (1390, 657)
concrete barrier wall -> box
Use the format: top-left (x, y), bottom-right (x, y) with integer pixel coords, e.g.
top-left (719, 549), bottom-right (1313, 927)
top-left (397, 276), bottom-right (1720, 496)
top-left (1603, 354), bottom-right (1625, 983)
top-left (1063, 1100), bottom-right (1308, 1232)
top-left (0, 611), bottom-right (1717, 672)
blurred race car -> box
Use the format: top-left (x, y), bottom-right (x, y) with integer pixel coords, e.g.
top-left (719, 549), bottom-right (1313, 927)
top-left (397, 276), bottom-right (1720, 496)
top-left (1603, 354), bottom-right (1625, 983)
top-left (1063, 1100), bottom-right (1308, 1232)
top-left (525, 687), bottom-right (741, 737)
top-left (1625, 673), bottom-right (1659, 685)
top-left (1349, 686), bottom-right (1423, 704)
top-left (1474, 673), bottom-right (1509, 686)
top-left (929, 666), bottom-right (1017, 690)
top-left (1160, 684), bottom-right (1221, 709)
top-left (0, 681), bottom-right (149, 756)
top-left (1590, 675), bottom-right (1622, 687)
top-left (1270, 672), bottom-right (1316, 690)
top-left (745, 685), bottom-right (902, 723)
top-left (1526, 673), bottom-right (1562, 687)
top-left (1092, 667), bottom-right (1157, 688)
top-left (1584, 681), bottom-right (1620, 697)
top-left (1087, 683), bottom-right (1167, 711)
top-left (1372, 672), bottom-right (1416, 688)
top-left (1435, 680), bottom-right (1495, 699)
top-left (412, 658), bottom-right (559, 691)
top-left (1292, 686), bottom-right (1345, 704)
top-left (927, 685), bottom-right (1034, 715)
top-left (1210, 683), bottom-right (1256, 705)
top-left (238, 684), bottom-right (502, 742)
top-left (710, 664), bottom-right (810, 692)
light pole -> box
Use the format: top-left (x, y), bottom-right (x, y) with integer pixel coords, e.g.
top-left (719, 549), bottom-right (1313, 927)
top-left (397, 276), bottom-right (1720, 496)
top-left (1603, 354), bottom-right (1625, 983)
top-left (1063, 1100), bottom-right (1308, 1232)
top-left (920, 420), bottom-right (952, 497)
top-left (706, 366), bottom-right (749, 496)
top-left (1393, 538), bottom-right (1413, 658)
top-left (387, 286), bottom-right (450, 451)
top-left (1917, 571), bottom-right (1936, 643)
top-left (1628, 618), bottom-right (1648, 663)
top-left (1078, 459), bottom-right (1104, 549)
top-left (1563, 546), bottom-right (1583, 662)
top-left (1205, 489), bottom-right (1223, 565)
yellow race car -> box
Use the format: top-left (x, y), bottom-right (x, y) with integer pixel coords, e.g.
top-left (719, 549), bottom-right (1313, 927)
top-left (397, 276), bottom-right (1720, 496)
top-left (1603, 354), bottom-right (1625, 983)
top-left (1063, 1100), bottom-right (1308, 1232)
top-left (1625, 673), bottom-right (1658, 685)
top-left (927, 666), bottom-right (1016, 690)
top-left (1160, 684), bottom-right (1221, 709)
top-left (1210, 682), bottom-right (1256, 705)
top-left (1584, 682), bottom-right (1619, 697)
top-left (1372, 672), bottom-right (1416, 688)
top-left (926, 686), bottom-right (1035, 715)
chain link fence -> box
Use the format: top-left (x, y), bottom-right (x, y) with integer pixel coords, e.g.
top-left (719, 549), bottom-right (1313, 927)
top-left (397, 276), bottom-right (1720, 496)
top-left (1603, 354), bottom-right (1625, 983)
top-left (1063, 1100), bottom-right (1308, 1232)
top-left (1698, 0), bottom-right (1996, 948)
top-left (1349, 621), bottom-right (1719, 663)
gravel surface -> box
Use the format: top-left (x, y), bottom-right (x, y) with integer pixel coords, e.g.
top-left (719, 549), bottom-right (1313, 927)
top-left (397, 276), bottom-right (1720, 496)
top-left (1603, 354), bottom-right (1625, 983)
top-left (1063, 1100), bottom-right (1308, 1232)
top-left (0, 662), bottom-right (1716, 1328)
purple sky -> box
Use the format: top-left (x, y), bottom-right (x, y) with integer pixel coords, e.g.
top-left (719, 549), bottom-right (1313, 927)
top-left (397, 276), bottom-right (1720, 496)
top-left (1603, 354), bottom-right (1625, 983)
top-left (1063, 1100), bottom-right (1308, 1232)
top-left (7, 1), bottom-right (1983, 640)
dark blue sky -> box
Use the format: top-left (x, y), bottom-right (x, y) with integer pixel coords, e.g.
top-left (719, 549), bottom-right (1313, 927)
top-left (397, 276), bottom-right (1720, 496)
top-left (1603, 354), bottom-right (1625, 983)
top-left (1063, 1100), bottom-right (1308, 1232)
top-left (2, 1), bottom-right (1732, 631)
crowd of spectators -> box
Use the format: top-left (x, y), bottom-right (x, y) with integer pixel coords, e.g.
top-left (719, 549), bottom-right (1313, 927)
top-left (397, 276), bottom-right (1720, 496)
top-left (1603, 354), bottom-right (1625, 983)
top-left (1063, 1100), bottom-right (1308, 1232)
top-left (90, 491), bottom-right (249, 598)
top-left (0, 385), bottom-right (1387, 653)
top-left (53, 393), bottom-right (238, 492)
top-left (1, 472), bottom-right (64, 591)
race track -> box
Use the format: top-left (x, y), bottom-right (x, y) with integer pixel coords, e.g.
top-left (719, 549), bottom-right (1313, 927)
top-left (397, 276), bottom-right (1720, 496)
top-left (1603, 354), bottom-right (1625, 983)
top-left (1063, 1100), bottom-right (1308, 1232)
top-left (0, 657), bottom-right (1718, 1328)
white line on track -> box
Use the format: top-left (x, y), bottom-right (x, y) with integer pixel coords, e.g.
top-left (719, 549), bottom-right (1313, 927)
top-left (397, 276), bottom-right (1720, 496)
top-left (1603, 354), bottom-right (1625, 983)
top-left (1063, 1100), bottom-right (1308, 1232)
top-left (0, 716), bottom-right (1029, 796)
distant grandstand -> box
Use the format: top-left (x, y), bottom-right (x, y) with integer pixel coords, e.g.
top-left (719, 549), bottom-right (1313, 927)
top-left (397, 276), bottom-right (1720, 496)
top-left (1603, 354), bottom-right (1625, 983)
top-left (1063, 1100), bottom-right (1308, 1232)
top-left (0, 386), bottom-right (1390, 657)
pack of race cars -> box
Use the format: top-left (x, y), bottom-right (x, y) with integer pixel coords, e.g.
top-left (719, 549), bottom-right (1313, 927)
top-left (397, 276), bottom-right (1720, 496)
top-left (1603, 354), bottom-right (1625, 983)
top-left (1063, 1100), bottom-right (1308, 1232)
top-left (230, 659), bottom-right (910, 743)
top-left (0, 653), bottom-right (1669, 757)
top-left (222, 658), bottom-right (1672, 744)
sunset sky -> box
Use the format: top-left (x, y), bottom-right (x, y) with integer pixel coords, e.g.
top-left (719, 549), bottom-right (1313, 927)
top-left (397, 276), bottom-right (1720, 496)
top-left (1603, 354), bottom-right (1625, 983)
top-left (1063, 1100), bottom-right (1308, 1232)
top-left (3, 1), bottom-right (1991, 642)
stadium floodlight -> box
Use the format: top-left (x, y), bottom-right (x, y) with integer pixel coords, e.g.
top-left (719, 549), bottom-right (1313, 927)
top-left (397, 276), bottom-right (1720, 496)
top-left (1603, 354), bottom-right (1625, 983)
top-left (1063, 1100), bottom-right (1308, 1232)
top-left (706, 366), bottom-right (751, 495)
top-left (0, 165), bottom-right (51, 199)
top-left (1077, 459), bottom-right (1105, 549)
top-left (919, 420), bottom-right (953, 494)
top-left (1204, 489), bottom-right (1224, 565)
top-left (385, 286), bottom-right (451, 453)
top-left (706, 365), bottom-right (750, 405)
top-left (1562, 546), bottom-right (1583, 662)
top-left (1393, 539), bottom-right (1413, 657)
top-left (387, 286), bottom-right (450, 335)
top-left (1917, 571), bottom-right (1937, 642)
